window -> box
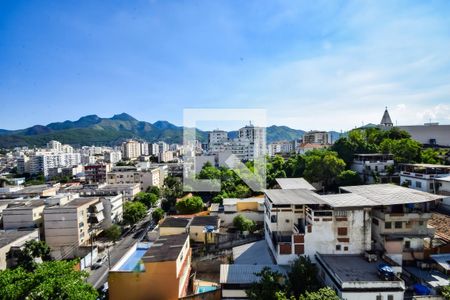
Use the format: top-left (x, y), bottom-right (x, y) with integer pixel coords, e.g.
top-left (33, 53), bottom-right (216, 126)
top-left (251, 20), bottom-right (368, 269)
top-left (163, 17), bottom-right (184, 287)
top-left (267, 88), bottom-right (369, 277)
top-left (405, 241), bottom-right (411, 249)
top-left (337, 227), bottom-right (348, 236)
top-left (344, 246), bottom-right (348, 251)
top-left (419, 221), bottom-right (424, 226)
top-left (375, 166), bottom-right (378, 172)
top-left (376, 296), bottom-right (382, 300)
top-left (385, 222), bottom-right (392, 229)
top-left (336, 245), bottom-right (341, 251)
top-left (388, 295), bottom-right (394, 300)
top-left (372, 218), bottom-right (379, 226)
top-left (270, 215), bottom-right (277, 223)
top-left (395, 221), bottom-right (402, 229)
top-left (415, 181), bottom-right (422, 188)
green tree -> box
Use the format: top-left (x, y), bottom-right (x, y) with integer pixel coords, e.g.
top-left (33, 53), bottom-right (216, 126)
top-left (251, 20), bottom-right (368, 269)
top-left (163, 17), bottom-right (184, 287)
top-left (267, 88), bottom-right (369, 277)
top-left (380, 138), bottom-right (421, 163)
top-left (134, 192), bottom-right (158, 208)
top-left (123, 201), bottom-right (147, 225)
top-left (16, 240), bottom-right (51, 271)
top-left (287, 256), bottom-right (319, 298)
top-left (146, 186), bottom-right (161, 196)
top-left (234, 184), bottom-right (252, 198)
top-left (298, 287), bottom-right (339, 300)
top-left (104, 224), bottom-right (122, 243)
top-left (336, 170), bottom-right (362, 186)
top-left (303, 150), bottom-right (345, 190)
top-left (233, 214), bottom-right (256, 233)
top-left (0, 260), bottom-right (98, 300)
top-left (285, 155), bottom-right (306, 178)
top-left (162, 176), bottom-right (184, 211)
top-left (246, 267), bottom-right (286, 300)
top-left (175, 196), bottom-right (204, 214)
top-left (267, 155), bottom-right (287, 188)
top-left (152, 208), bottom-right (165, 223)
top-left (421, 148), bottom-right (440, 164)
top-left (442, 285), bottom-right (450, 300)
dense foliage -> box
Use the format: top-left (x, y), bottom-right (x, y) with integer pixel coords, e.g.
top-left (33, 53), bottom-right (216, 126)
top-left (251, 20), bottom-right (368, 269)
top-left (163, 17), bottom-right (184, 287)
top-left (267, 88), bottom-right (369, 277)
top-left (246, 267), bottom-right (285, 300)
top-left (287, 256), bottom-right (319, 298)
top-left (104, 224), bottom-right (122, 242)
top-left (0, 260), bottom-right (98, 300)
top-left (233, 214), bottom-right (256, 233)
top-left (162, 176), bottom-right (184, 211)
top-left (16, 240), bottom-right (51, 271)
top-left (246, 258), bottom-right (337, 300)
top-left (152, 207), bottom-right (165, 223)
top-left (175, 196), bottom-right (204, 214)
top-left (134, 192), bottom-right (159, 209)
top-left (123, 201), bottom-right (147, 225)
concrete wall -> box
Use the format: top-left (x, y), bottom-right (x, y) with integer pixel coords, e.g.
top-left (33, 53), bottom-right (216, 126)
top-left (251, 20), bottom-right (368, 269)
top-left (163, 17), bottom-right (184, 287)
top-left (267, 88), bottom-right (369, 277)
top-left (398, 124), bottom-right (450, 146)
top-left (160, 227), bottom-right (188, 236)
top-left (304, 209), bottom-right (371, 259)
top-left (214, 212), bottom-right (263, 226)
top-left (2, 205), bottom-right (45, 230)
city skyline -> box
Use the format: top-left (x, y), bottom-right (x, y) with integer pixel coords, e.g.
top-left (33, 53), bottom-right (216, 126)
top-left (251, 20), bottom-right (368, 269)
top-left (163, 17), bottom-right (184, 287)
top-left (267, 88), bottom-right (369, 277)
top-left (1, 1), bottom-right (450, 130)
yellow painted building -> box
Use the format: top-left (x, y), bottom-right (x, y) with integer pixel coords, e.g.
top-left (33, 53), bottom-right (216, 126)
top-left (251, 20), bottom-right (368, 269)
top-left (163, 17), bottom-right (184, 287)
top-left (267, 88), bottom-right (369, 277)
top-left (159, 217), bottom-right (190, 236)
top-left (109, 234), bottom-right (191, 300)
top-left (189, 216), bottom-right (220, 244)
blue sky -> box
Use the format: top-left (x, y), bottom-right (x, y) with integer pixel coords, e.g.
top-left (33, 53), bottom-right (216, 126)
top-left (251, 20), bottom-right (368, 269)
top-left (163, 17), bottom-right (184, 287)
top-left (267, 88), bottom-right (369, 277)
top-left (1, 0), bottom-right (450, 131)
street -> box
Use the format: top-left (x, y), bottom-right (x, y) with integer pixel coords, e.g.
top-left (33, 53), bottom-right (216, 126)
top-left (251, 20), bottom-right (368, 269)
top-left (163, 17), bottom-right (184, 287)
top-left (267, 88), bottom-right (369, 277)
top-left (87, 212), bottom-right (154, 289)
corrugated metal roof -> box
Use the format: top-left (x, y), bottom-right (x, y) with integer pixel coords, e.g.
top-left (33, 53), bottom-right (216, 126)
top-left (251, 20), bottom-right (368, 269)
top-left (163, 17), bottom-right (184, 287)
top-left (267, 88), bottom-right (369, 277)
top-left (276, 178), bottom-right (316, 191)
top-left (430, 254), bottom-right (450, 271)
top-left (265, 189), bottom-right (325, 205)
top-left (340, 184), bottom-right (443, 205)
top-left (320, 193), bottom-right (378, 208)
top-left (220, 264), bottom-right (287, 284)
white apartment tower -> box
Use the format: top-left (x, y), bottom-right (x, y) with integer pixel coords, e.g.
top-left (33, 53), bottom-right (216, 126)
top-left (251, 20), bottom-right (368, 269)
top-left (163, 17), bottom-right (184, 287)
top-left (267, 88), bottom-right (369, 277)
top-left (121, 140), bottom-right (141, 160)
top-left (47, 140), bottom-right (62, 152)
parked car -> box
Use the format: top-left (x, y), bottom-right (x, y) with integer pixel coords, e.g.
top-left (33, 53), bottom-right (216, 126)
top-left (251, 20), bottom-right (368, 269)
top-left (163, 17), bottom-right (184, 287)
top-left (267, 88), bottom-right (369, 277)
top-left (91, 256), bottom-right (106, 270)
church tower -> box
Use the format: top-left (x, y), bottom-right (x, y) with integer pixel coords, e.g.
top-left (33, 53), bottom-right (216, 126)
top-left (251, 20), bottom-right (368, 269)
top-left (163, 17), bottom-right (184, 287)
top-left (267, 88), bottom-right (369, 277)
top-left (380, 107), bottom-right (393, 127)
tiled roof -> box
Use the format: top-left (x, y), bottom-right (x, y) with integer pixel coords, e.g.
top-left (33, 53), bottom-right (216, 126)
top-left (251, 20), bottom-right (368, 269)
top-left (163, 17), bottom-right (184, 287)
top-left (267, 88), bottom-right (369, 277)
top-left (428, 212), bottom-right (450, 242)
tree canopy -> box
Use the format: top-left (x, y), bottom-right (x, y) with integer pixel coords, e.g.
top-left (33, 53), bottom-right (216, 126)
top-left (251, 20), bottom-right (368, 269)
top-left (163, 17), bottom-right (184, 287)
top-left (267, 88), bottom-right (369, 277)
top-left (104, 224), bottom-right (122, 242)
top-left (233, 214), bottom-right (256, 233)
top-left (123, 201), bottom-right (147, 225)
top-left (303, 149), bottom-right (345, 190)
top-left (152, 208), bottom-right (165, 223)
top-left (175, 196), bottom-right (204, 214)
top-left (134, 192), bottom-right (158, 209)
top-left (246, 267), bottom-right (285, 300)
top-left (0, 260), bottom-right (98, 300)
top-left (287, 256), bottom-right (319, 298)
top-left (16, 240), bottom-right (51, 271)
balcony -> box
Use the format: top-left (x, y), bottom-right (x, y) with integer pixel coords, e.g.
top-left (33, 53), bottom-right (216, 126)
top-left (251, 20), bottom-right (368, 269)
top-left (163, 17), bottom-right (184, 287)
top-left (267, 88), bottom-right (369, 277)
top-left (373, 210), bottom-right (432, 221)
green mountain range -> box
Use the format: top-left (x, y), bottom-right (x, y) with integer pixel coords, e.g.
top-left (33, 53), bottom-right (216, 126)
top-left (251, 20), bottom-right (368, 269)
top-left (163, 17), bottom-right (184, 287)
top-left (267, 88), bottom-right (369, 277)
top-left (0, 113), bottom-right (338, 148)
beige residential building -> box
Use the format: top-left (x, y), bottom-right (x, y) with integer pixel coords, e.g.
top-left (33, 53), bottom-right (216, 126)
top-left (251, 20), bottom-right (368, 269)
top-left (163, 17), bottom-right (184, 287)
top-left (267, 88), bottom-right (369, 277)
top-left (121, 140), bottom-right (141, 160)
top-left (0, 229), bottom-right (39, 270)
top-left (107, 166), bottom-right (161, 190)
top-left (43, 197), bottom-right (103, 259)
top-left (2, 200), bottom-right (46, 233)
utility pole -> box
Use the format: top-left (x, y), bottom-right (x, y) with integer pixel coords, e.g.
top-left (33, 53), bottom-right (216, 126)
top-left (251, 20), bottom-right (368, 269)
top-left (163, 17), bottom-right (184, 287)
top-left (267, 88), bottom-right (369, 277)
top-left (107, 246), bottom-right (111, 269)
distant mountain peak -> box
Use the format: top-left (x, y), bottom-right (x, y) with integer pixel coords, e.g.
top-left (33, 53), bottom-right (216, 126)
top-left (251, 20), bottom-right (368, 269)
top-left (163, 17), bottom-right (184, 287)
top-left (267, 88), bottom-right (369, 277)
top-left (111, 113), bottom-right (137, 122)
top-left (152, 120), bottom-right (179, 130)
